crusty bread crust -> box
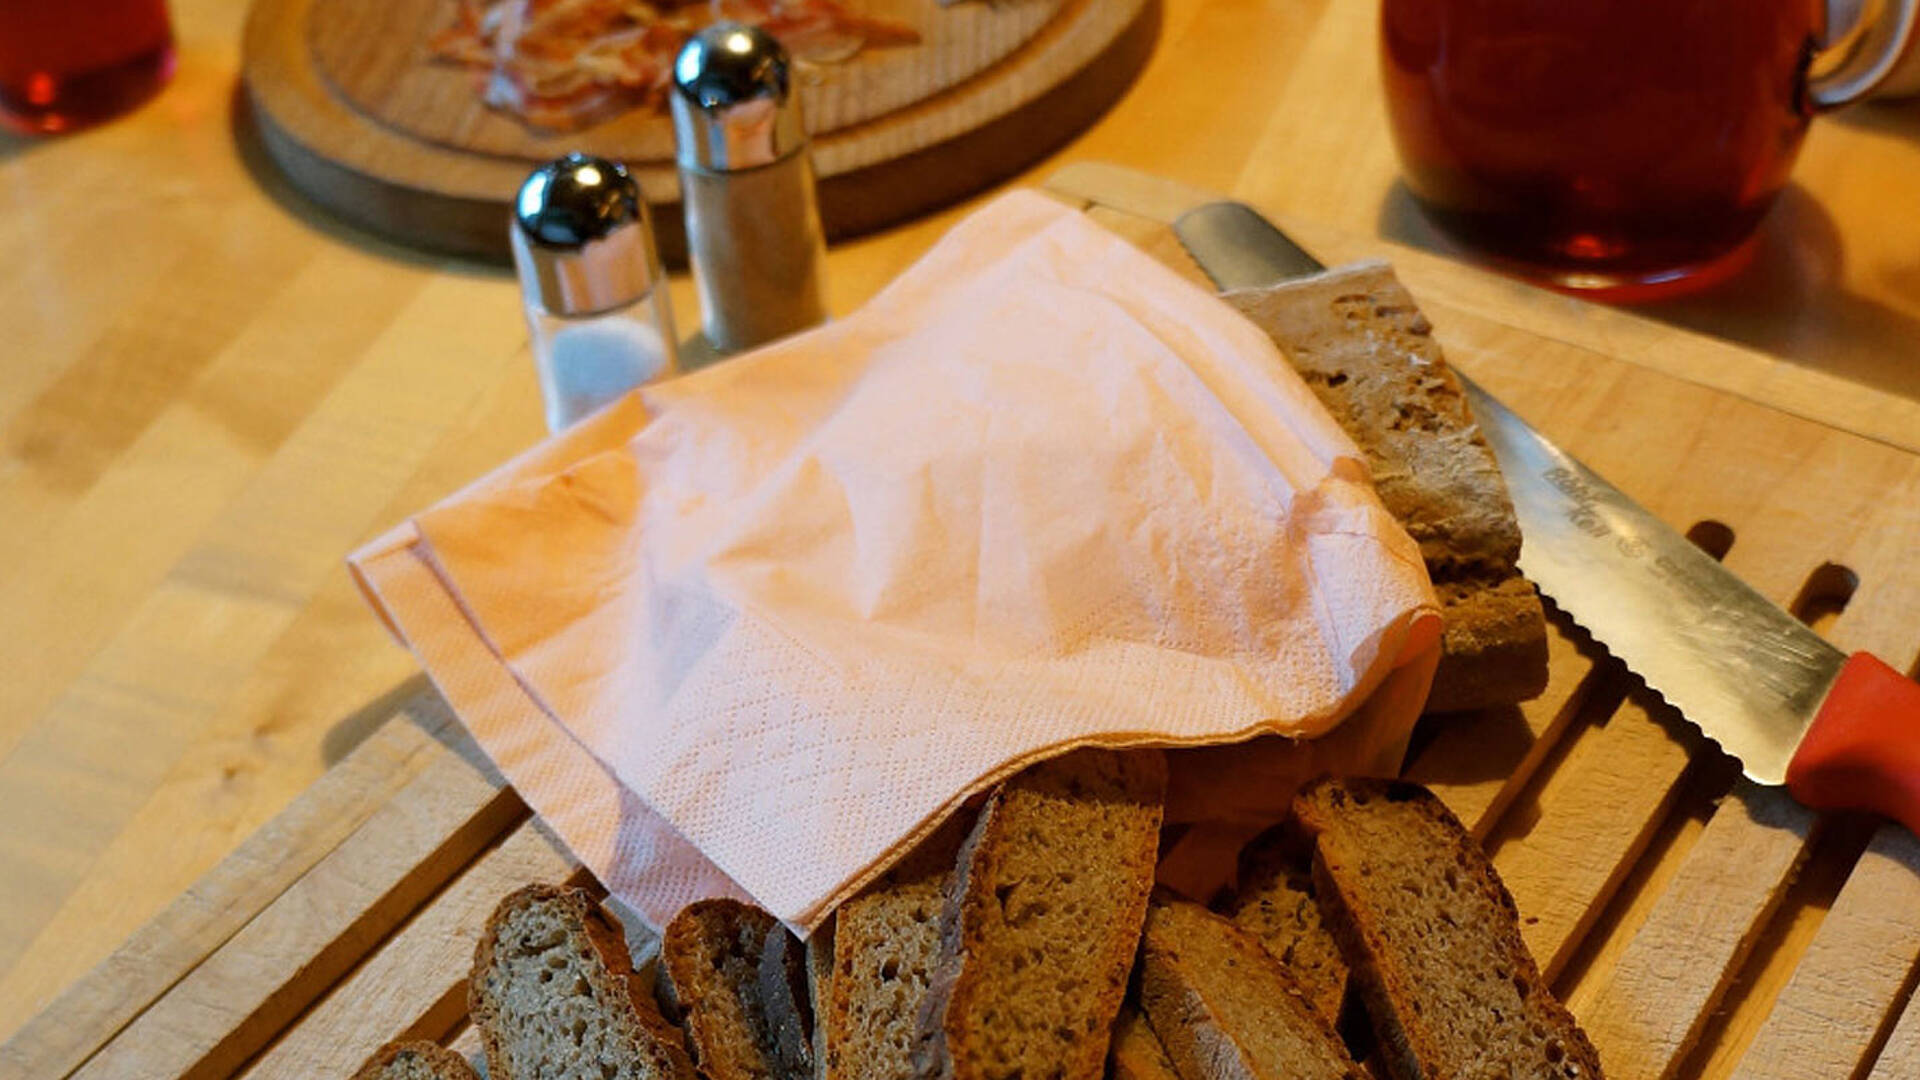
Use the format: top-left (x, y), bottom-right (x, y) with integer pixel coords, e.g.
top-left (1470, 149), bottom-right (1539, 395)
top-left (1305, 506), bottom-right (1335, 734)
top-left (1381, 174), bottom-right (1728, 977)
top-left (1108, 1005), bottom-right (1182, 1080)
top-left (823, 813), bottom-right (968, 1080)
top-left (914, 749), bottom-right (1167, 1080)
top-left (662, 898), bottom-right (789, 1080)
top-left (352, 1040), bottom-right (482, 1080)
top-left (469, 883), bottom-right (696, 1080)
top-left (760, 918), bottom-right (818, 1080)
top-left (1221, 264), bottom-right (1548, 714)
top-left (1139, 896), bottom-right (1365, 1080)
top-left (1293, 778), bottom-right (1604, 1080)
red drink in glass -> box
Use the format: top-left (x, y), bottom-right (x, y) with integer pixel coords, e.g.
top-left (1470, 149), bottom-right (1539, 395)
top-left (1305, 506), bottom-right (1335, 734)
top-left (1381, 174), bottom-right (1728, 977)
top-left (0, 0), bottom-right (175, 134)
top-left (1380, 0), bottom-right (1821, 296)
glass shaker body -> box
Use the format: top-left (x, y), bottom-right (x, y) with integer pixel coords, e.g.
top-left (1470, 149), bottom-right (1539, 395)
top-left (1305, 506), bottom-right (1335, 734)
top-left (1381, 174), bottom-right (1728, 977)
top-left (524, 293), bottom-right (677, 433)
top-left (511, 153), bottom-right (679, 433)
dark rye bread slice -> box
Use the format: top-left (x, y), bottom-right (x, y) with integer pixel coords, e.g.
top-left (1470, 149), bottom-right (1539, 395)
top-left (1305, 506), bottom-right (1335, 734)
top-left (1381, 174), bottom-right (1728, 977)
top-left (1292, 778), bottom-right (1604, 1080)
top-left (760, 920), bottom-right (820, 1080)
top-left (470, 884), bottom-right (696, 1080)
top-left (914, 748), bottom-right (1168, 1080)
top-left (353, 1041), bottom-right (481, 1080)
top-left (1220, 263), bottom-right (1549, 713)
top-left (661, 898), bottom-right (797, 1080)
top-left (1220, 827), bottom-right (1348, 1025)
top-left (822, 814), bottom-right (969, 1080)
top-left (1108, 1005), bottom-right (1181, 1080)
top-left (1138, 895), bottom-right (1365, 1080)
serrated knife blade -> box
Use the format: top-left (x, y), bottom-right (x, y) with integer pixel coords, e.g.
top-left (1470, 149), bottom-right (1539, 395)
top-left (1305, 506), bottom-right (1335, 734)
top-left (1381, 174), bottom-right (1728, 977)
top-left (1456, 374), bottom-right (1839, 784)
top-left (1170, 197), bottom-right (1920, 835)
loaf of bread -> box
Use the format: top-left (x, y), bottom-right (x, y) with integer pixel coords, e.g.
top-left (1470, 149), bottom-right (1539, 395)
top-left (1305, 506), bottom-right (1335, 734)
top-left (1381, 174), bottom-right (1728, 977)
top-left (1220, 827), bottom-right (1348, 1026)
top-left (352, 1040), bottom-right (481, 1080)
top-left (914, 748), bottom-right (1167, 1080)
top-left (1221, 264), bottom-right (1549, 713)
top-left (1292, 778), bottom-right (1603, 1080)
top-left (1138, 895), bottom-right (1365, 1080)
top-left (469, 884), bottom-right (696, 1080)
top-left (661, 898), bottom-right (796, 1080)
top-left (821, 816), bottom-right (968, 1080)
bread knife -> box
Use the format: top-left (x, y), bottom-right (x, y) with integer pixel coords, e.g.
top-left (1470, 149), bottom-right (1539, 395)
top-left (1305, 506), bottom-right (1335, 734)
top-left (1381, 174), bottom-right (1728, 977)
top-left (1171, 199), bottom-right (1920, 837)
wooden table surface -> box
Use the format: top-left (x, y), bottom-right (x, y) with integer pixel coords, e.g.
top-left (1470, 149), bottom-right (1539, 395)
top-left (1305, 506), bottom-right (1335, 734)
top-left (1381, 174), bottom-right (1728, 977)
top-left (3, 0), bottom-right (1919, 1044)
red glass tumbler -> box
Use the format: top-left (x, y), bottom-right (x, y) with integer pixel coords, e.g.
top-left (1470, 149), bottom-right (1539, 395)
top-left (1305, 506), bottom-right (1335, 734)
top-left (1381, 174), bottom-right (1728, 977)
top-left (0, 0), bottom-right (175, 134)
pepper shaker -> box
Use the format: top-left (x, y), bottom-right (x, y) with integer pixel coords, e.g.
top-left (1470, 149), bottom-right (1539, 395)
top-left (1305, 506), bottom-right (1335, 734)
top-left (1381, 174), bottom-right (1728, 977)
top-left (671, 23), bottom-right (829, 354)
top-left (511, 153), bottom-right (678, 433)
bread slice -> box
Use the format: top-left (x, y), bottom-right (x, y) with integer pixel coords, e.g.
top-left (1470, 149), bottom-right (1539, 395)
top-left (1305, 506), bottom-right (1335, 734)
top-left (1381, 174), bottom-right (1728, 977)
top-left (760, 917), bottom-right (819, 1080)
top-left (1220, 263), bottom-right (1549, 713)
top-left (914, 748), bottom-right (1167, 1080)
top-left (469, 884), bottom-right (696, 1080)
top-left (1108, 1005), bottom-right (1182, 1080)
top-left (821, 816), bottom-right (967, 1080)
top-left (661, 897), bottom-right (797, 1080)
top-left (1220, 827), bottom-right (1347, 1025)
top-left (352, 1041), bottom-right (481, 1080)
top-left (1139, 895), bottom-right (1365, 1080)
top-left (1292, 778), bottom-right (1604, 1080)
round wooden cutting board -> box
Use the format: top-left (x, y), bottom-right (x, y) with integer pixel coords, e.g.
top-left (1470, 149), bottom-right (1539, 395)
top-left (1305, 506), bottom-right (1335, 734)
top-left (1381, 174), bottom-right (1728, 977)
top-left (242, 0), bottom-right (1156, 259)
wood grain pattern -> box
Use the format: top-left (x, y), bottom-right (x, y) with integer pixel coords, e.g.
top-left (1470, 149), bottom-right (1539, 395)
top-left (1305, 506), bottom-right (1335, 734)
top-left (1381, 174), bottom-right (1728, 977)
top-left (244, 0), bottom-right (1152, 256)
top-left (1868, 986), bottom-right (1920, 1080)
top-left (0, 693), bottom-right (454, 1080)
top-left (1488, 692), bottom-right (1697, 982)
top-left (1726, 825), bottom-right (1920, 1080)
top-left (70, 716), bottom-right (522, 1080)
top-left (1575, 783), bottom-right (1817, 1080)
top-left (236, 820), bottom-right (583, 1079)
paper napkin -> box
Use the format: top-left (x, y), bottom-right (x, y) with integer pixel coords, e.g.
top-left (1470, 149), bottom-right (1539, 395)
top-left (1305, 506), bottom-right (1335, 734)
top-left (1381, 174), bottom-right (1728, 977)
top-left (351, 190), bottom-right (1441, 932)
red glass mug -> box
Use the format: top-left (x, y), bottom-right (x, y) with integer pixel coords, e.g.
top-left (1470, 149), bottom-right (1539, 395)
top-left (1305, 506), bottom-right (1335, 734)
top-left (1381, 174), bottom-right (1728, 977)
top-left (1381, 0), bottom-right (1919, 296)
top-left (0, 0), bottom-right (176, 134)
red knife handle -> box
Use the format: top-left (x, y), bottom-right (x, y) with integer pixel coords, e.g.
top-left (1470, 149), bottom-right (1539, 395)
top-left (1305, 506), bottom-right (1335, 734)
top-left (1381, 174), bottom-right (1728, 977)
top-left (1787, 652), bottom-right (1920, 836)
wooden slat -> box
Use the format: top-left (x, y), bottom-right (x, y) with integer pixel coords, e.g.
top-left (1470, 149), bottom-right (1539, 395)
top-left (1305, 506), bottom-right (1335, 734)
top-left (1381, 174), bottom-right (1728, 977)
top-left (1408, 623), bottom-right (1600, 840)
top-left (1489, 690), bottom-right (1696, 980)
top-left (1868, 983), bottom-right (1920, 1080)
top-left (0, 689), bottom-right (455, 1080)
top-left (1574, 782), bottom-right (1816, 1080)
top-left (1727, 824), bottom-right (1920, 1080)
top-left (238, 820), bottom-right (581, 1079)
top-left (70, 729), bottom-right (522, 1080)
top-left (445, 1025), bottom-right (485, 1072)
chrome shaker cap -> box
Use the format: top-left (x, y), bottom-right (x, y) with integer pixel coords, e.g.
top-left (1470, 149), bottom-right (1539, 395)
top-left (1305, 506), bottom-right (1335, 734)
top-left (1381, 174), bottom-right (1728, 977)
top-left (510, 152), bottom-right (663, 317)
top-left (670, 23), bottom-right (806, 171)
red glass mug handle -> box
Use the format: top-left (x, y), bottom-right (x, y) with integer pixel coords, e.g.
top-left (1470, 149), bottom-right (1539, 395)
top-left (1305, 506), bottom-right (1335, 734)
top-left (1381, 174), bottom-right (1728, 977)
top-left (1810, 0), bottom-right (1920, 107)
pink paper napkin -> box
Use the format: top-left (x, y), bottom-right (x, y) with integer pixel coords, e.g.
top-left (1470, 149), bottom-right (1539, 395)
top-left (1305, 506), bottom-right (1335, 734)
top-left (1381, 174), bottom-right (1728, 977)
top-left (351, 190), bottom-right (1441, 932)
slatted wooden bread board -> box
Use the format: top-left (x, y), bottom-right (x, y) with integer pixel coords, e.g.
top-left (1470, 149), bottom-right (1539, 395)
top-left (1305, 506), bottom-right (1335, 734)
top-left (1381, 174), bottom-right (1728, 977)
top-left (6, 172), bottom-right (1920, 1080)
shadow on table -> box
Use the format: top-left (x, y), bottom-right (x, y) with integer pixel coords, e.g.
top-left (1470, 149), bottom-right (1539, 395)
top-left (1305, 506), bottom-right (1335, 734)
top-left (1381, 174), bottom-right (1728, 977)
top-left (322, 673), bottom-right (508, 790)
top-left (1829, 94), bottom-right (1920, 138)
top-left (0, 127), bottom-right (50, 161)
top-left (226, 83), bottom-right (509, 280)
top-left (1376, 181), bottom-right (1920, 404)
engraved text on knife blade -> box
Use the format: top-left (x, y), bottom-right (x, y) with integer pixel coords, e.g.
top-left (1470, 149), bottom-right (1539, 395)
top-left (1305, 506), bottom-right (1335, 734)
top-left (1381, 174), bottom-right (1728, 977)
top-left (1459, 377), bottom-right (1845, 785)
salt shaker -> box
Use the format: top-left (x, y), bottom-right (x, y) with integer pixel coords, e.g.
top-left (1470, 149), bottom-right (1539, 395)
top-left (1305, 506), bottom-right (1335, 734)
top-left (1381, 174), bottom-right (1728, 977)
top-left (671, 23), bottom-right (829, 354)
top-left (510, 153), bottom-right (678, 433)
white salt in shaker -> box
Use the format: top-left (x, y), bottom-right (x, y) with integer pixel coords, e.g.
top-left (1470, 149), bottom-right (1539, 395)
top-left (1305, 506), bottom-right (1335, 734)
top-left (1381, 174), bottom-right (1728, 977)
top-left (671, 23), bottom-right (829, 354)
top-left (510, 153), bottom-right (678, 433)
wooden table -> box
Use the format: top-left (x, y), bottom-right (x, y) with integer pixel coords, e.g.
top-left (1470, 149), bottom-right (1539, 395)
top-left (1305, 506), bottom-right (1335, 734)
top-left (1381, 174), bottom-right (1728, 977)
top-left (2, 0), bottom-right (1919, 1057)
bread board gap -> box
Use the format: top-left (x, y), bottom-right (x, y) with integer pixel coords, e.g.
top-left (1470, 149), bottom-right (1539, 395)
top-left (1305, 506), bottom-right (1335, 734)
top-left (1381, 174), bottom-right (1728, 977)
top-left (1679, 811), bottom-right (1880, 1080)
